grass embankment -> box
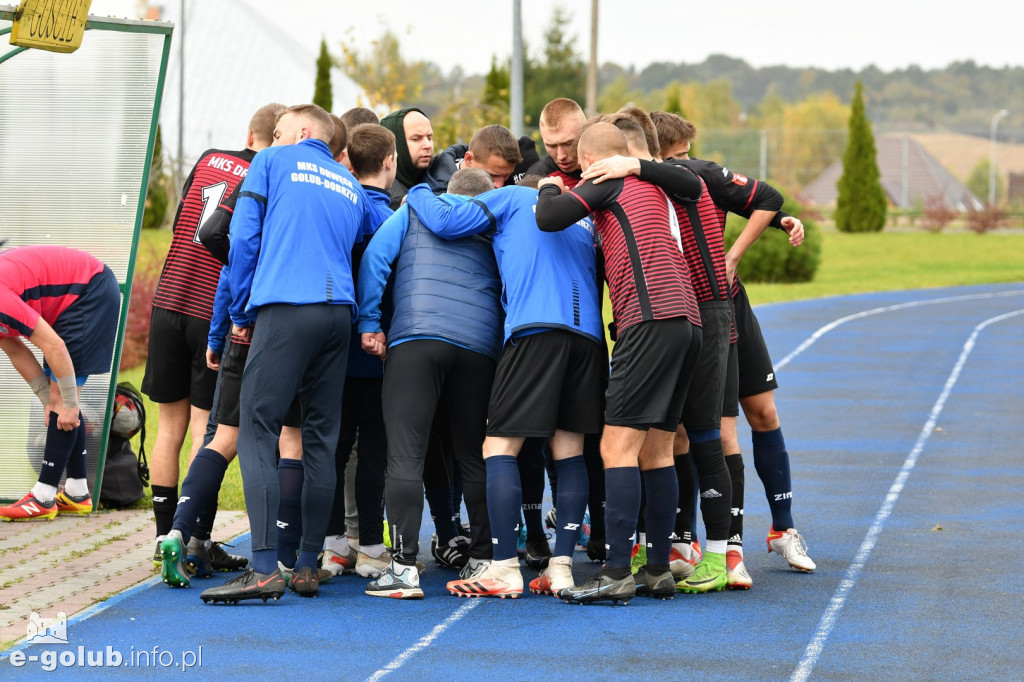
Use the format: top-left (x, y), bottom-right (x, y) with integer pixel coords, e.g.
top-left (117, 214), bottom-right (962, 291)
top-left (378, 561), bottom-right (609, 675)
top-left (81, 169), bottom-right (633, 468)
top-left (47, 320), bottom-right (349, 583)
top-left (122, 228), bottom-right (1024, 512)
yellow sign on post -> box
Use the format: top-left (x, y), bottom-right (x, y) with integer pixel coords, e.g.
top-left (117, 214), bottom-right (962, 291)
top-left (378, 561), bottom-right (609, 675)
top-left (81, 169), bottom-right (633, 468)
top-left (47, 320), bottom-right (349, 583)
top-left (10, 0), bottom-right (92, 54)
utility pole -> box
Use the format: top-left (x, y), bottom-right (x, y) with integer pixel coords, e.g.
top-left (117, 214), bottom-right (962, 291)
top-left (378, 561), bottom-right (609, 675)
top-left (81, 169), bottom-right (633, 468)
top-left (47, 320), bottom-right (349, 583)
top-left (176, 0), bottom-right (186, 193)
top-left (989, 109), bottom-right (1009, 205)
top-left (510, 0), bottom-right (524, 137)
top-left (585, 0), bottom-right (598, 117)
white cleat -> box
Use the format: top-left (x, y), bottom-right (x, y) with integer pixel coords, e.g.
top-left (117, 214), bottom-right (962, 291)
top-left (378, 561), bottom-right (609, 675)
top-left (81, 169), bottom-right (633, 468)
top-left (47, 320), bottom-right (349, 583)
top-left (767, 527), bottom-right (816, 572)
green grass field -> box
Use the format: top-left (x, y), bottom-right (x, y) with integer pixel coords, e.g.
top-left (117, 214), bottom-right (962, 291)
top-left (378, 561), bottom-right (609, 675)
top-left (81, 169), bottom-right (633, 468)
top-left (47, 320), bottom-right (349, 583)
top-left (119, 227), bottom-right (1024, 512)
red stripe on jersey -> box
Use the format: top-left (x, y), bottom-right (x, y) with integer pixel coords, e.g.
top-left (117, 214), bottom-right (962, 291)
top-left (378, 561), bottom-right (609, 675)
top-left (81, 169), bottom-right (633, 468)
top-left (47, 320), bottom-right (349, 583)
top-left (152, 149), bottom-right (254, 320)
top-left (594, 178), bottom-right (700, 334)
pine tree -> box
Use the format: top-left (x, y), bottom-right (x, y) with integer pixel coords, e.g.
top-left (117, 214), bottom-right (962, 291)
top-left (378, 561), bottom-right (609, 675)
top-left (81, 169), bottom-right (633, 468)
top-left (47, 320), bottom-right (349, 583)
top-left (314, 39), bottom-right (333, 111)
top-left (834, 80), bottom-right (887, 232)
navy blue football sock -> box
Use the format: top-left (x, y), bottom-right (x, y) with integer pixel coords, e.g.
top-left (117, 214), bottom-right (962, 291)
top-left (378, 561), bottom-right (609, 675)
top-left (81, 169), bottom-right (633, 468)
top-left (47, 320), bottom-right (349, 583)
top-left (726, 453), bottom-right (745, 545)
top-left (604, 467), bottom-right (641, 571)
top-left (552, 455), bottom-right (588, 557)
top-left (38, 411), bottom-right (78, 488)
top-left (276, 458), bottom-right (303, 569)
top-left (425, 487), bottom-right (460, 545)
top-left (517, 438), bottom-right (547, 540)
top-left (192, 499), bottom-right (216, 542)
top-left (252, 549), bottom-right (276, 575)
top-left (687, 428), bottom-right (732, 542)
top-left (753, 428), bottom-right (795, 529)
top-left (295, 549), bottom-right (319, 571)
top-left (65, 416), bottom-right (88, 479)
top-left (641, 465), bottom-right (678, 566)
top-left (171, 447), bottom-right (229, 544)
top-left (484, 455), bottom-right (522, 561)
top-left (673, 452), bottom-right (695, 541)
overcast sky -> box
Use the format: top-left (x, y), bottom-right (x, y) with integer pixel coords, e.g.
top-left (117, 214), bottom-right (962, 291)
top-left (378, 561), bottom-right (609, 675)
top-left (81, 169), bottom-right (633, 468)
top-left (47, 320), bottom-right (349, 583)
top-left (88, 0), bottom-right (1023, 75)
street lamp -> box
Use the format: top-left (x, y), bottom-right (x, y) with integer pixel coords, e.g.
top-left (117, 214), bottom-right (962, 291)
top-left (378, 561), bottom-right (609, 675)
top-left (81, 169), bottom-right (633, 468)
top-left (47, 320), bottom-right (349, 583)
top-left (989, 109), bottom-right (1009, 205)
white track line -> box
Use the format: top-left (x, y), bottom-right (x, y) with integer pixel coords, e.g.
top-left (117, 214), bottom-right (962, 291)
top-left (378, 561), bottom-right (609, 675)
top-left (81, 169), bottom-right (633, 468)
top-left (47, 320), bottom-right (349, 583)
top-left (790, 308), bottom-right (1024, 682)
top-left (365, 599), bottom-right (481, 682)
top-left (775, 289), bottom-right (1024, 370)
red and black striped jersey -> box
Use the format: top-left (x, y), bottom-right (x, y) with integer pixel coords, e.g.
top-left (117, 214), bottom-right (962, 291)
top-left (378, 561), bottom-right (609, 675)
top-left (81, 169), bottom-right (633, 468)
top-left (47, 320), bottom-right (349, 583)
top-left (524, 155), bottom-right (584, 190)
top-left (543, 176), bottom-right (700, 334)
top-left (677, 157), bottom-right (784, 299)
top-left (152, 148), bottom-right (255, 320)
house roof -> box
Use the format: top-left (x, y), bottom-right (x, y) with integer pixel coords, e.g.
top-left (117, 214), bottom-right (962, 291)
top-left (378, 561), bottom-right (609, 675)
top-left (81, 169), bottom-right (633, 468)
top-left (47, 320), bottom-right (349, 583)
top-left (802, 134), bottom-right (983, 211)
top-left (158, 0), bottom-right (367, 167)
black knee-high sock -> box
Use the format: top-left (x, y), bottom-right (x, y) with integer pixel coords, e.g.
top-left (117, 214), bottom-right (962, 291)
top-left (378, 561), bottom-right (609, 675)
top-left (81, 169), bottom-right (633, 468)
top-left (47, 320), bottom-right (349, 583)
top-left (726, 454), bottom-right (744, 547)
top-left (752, 428), bottom-right (795, 530)
top-left (674, 452), bottom-right (694, 543)
top-left (425, 487), bottom-right (459, 544)
top-left (688, 431), bottom-right (732, 542)
top-left (642, 465), bottom-right (678, 566)
top-left (485, 456), bottom-right (521, 561)
top-left (276, 458), bottom-right (304, 568)
top-left (583, 434), bottom-right (605, 540)
top-left (518, 438), bottom-right (546, 541)
top-left (604, 467), bottom-right (641, 573)
top-left (38, 411), bottom-right (78, 490)
top-left (151, 484), bottom-right (178, 538)
top-left (172, 447), bottom-right (229, 544)
top-left (65, 416), bottom-right (87, 480)
top-left (552, 455), bottom-right (588, 557)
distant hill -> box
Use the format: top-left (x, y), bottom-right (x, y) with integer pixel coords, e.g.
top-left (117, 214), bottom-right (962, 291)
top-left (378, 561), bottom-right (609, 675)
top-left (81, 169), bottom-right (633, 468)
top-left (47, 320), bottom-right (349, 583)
top-left (912, 133), bottom-right (1024, 182)
top-left (598, 55), bottom-right (1024, 141)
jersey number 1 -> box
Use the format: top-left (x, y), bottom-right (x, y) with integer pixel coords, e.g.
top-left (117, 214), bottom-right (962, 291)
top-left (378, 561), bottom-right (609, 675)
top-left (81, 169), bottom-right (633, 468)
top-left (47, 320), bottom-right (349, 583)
top-left (193, 181), bottom-right (229, 244)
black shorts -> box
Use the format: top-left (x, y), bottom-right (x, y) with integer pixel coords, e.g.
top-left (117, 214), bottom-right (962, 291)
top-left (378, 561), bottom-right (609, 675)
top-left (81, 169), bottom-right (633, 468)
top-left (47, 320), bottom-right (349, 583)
top-left (733, 282), bottom-right (779, 399)
top-left (49, 266), bottom-right (120, 379)
top-left (486, 330), bottom-right (605, 437)
top-left (605, 317), bottom-right (701, 431)
top-left (681, 301), bottom-right (733, 431)
top-left (214, 339), bottom-right (249, 427)
top-left (141, 307), bottom-right (218, 408)
top-left (722, 342), bottom-right (739, 418)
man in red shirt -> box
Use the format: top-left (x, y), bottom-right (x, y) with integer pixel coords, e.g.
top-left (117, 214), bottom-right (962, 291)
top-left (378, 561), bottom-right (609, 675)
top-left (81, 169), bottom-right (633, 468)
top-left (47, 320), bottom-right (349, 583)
top-left (0, 244), bottom-right (119, 521)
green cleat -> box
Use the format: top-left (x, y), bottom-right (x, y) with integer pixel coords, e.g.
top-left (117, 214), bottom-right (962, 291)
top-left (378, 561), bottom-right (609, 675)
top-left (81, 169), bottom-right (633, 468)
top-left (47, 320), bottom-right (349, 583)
top-left (629, 543), bottom-right (647, 575)
top-left (161, 531), bottom-right (191, 588)
top-left (676, 551), bottom-right (727, 594)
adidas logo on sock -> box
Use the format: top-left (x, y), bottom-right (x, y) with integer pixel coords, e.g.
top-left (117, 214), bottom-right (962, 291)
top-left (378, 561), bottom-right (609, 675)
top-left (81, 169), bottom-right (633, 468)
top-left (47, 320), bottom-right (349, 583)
top-left (276, 520), bottom-right (289, 529)
top-left (701, 488), bottom-right (724, 499)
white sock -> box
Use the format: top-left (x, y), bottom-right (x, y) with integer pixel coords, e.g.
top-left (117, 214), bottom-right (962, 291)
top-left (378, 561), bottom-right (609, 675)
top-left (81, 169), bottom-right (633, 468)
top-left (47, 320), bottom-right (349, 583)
top-left (324, 534), bottom-right (350, 554)
top-left (706, 539), bottom-right (727, 555)
top-left (637, 532), bottom-right (647, 547)
top-left (32, 482), bottom-right (58, 504)
top-left (64, 477), bottom-right (89, 498)
top-left (672, 542), bottom-right (691, 561)
top-left (361, 543), bottom-right (386, 559)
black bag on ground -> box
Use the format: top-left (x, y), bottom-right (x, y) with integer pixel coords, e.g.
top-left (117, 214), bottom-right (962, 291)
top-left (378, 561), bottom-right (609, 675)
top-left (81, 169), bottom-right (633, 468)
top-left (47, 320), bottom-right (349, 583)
top-left (99, 382), bottom-right (150, 509)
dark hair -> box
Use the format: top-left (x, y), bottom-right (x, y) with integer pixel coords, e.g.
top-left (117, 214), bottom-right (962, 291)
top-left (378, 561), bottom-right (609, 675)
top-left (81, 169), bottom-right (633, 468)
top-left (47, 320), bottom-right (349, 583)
top-left (347, 124), bottom-right (396, 178)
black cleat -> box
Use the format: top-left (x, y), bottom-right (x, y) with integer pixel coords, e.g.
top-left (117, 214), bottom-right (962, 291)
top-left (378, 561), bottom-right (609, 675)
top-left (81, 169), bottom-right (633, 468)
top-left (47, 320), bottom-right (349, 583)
top-left (207, 540), bottom-right (249, 571)
top-left (560, 571), bottom-right (635, 606)
top-left (289, 566), bottom-right (320, 598)
top-left (200, 568), bottom-right (286, 605)
top-left (585, 535), bottom-right (606, 562)
top-left (524, 536), bottom-right (552, 571)
top-left (633, 566), bottom-right (676, 600)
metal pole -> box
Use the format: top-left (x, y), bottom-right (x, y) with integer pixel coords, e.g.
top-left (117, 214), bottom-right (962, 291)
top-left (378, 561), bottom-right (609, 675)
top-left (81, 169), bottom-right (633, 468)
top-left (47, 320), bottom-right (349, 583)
top-left (585, 0), bottom-right (598, 117)
top-left (510, 0), bottom-right (523, 137)
top-left (989, 109), bottom-right (1009, 204)
top-left (177, 0), bottom-right (185, 189)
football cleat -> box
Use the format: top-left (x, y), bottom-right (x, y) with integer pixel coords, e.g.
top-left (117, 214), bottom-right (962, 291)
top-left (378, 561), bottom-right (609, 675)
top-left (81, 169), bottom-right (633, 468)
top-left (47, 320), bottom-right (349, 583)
top-left (767, 527), bottom-right (816, 572)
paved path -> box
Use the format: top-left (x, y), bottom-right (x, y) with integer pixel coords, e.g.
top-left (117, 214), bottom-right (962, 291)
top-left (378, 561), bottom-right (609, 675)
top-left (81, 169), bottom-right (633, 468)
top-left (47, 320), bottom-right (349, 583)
top-left (0, 509), bottom-right (248, 647)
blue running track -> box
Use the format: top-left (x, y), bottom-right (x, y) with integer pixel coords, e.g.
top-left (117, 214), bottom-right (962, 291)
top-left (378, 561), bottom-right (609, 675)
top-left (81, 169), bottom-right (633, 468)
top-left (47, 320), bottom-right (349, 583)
top-left (3, 283), bottom-right (1022, 680)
